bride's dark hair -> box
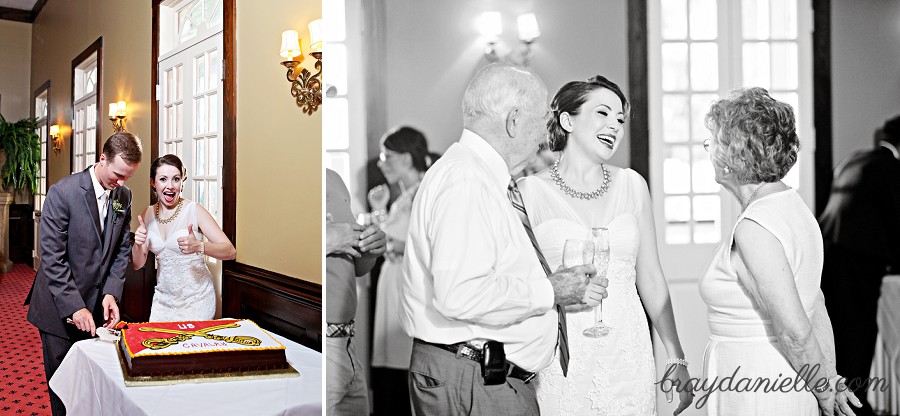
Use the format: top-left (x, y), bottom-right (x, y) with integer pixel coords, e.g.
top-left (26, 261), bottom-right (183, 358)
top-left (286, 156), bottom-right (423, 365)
top-left (150, 154), bottom-right (186, 180)
top-left (547, 75), bottom-right (629, 152)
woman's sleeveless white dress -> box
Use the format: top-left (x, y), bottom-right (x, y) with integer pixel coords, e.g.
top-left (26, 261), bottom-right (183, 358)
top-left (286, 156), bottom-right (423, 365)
top-left (146, 200), bottom-right (216, 322)
top-left (518, 169), bottom-right (657, 415)
top-left (699, 189), bottom-right (821, 415)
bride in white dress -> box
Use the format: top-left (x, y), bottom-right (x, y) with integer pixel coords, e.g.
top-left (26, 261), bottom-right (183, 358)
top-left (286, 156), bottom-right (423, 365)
top-left (132, 154), bottom-right (236, 321)
top-left (518, 76), bottom-right (693, 415)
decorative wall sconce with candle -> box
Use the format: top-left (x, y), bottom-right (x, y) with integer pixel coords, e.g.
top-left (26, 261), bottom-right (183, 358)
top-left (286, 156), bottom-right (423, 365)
top-left (108, 101), bottom-right (127, 132)
top-left (480, 11), bottom-right (542, 67)
top-left (280, 19), bottom-right (323, 115)
top-left (49, 124), bottom-right (62, 154)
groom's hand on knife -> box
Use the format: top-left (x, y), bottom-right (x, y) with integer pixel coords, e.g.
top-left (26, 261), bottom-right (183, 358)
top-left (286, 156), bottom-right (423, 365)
top-left (70, 308), bottom-right (96, 336)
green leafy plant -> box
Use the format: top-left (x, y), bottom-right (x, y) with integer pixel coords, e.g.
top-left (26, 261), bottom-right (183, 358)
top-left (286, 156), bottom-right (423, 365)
top-left (0, 114), bottom-right (41, 194)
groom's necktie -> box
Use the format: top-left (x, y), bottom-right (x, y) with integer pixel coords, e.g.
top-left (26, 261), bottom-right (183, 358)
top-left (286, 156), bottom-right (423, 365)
top-left (99, 190), bottom-right (110, 232)
top-left (507, 178), bottom-right (570, 377)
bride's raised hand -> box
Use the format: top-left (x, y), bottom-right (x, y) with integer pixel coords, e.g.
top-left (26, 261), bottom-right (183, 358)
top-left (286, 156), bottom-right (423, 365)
top-left (177, 224), bottom-right (202, 254)
top-left (134, 215), bottom-right (148, 249)
top-left (667, 364), bottom-right (694, 415)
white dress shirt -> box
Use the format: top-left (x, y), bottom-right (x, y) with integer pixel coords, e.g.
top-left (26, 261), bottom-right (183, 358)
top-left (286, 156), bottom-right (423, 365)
top-left (89, 164), bottom-right (110, 231)
top-left (400, 129), bottom-right (557, 372)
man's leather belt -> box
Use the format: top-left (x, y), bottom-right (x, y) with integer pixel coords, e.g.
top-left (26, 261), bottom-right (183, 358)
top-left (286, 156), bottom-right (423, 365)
top-left (420, 340), bottom-right (536, 384)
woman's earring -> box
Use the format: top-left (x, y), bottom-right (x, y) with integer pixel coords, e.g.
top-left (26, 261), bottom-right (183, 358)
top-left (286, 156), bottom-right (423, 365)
top-left (723, 166), bottom-right (732, 175)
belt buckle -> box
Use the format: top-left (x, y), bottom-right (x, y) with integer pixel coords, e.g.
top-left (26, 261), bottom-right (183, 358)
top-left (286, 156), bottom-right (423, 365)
top-left (455, 343), bottom-right (479, 361)
top-left (522, 371), bottom-right (536, 384)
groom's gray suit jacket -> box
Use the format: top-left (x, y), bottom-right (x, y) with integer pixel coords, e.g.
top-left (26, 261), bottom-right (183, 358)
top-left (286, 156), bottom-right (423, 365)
top-left (25, 167), bottom-right (133, 339)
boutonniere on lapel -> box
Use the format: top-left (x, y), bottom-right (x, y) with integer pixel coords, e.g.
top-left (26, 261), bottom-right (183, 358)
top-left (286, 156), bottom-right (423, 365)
top-left (111, 199), bottom-right (125, 218)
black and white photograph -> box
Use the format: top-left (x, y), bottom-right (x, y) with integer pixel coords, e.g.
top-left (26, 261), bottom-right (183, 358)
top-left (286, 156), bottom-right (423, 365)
top-left (323, 1), bottom-right (900, 415)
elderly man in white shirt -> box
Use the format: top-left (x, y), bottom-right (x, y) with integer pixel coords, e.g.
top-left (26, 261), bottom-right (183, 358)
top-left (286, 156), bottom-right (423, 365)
top-left (400, 63), bottom-right (608, 416)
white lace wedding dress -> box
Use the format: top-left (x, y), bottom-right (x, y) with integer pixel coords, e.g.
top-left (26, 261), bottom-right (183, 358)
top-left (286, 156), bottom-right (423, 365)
top-left (518, 168), bottom-right (657, 415)
top-left (146, 200), bottom-right (216, 322)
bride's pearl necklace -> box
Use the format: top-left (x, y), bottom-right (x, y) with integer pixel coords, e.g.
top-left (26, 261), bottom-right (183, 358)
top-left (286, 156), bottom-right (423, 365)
top-left (550, 160), bottom-right (612, 200)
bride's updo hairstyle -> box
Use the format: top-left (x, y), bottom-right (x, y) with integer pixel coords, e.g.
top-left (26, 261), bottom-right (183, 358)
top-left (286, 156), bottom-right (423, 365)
top-left (547, 75), bottom-right (629, 152)
top-left (381, 126), bottom-right (434, 173)
top-left (150, 154), bottom-right (187, 192)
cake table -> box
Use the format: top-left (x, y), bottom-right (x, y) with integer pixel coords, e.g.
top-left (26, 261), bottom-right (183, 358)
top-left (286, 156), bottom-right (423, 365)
top-left (49, 331), bottom-right (321, 415)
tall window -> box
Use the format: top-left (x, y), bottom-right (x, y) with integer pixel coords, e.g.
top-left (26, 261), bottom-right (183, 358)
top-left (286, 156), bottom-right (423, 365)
top-left (324, 0), bottom-right (350, 182)
top-left (649, 0), bottom-right (813, 260)
top-left (324, 0), bottom-right (368, 213)
top-left (72, 48), bottom-right (100, 174)
top-left (34, 85), bottom-right (49, 211)
top-left (159, 0), bottom-right (223, 222)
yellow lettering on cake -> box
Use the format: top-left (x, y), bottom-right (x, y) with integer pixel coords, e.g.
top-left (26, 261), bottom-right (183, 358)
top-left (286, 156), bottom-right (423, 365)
top-left (139, 323), bottom-right (262, 350)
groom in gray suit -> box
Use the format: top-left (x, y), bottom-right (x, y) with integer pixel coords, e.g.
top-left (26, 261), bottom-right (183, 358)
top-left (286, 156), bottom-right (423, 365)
top-left (25, 132), bottom-right (142, 416)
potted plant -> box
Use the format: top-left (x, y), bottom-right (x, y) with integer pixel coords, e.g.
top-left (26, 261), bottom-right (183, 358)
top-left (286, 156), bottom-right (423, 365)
top-left (0, 113), bottom-right (40, 273)
top-left (0, 113), bottom-right (41, 198)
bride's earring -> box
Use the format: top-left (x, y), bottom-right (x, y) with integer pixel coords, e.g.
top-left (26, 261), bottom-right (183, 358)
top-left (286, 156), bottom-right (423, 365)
top-left (723, 166), bottom-right (732, 175)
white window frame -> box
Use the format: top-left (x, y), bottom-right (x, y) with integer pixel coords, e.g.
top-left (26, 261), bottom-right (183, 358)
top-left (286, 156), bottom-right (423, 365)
top-left (648, 0), bottom-right (814, 278)
top-left (324, 0), bottom-right (368, 214)
top-left (34, 88), bottom-right (49, 211)
top-left (72, 53), bottom-right (99, 174)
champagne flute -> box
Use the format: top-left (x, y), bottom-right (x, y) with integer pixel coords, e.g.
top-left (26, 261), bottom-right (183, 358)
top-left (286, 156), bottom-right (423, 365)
top-left (583, 227), bottom-right (611, 337)
top-left (562, 239), bottom-right (595, 270)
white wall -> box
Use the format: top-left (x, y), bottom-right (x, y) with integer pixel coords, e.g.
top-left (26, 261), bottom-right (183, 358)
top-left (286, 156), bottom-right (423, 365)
top-left (831, 0), bottom-right (900, 165)
top-left (376, 0), bottom-right (630, 169)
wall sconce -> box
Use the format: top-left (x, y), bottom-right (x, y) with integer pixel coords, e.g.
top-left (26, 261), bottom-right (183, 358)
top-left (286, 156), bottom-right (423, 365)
top-left (280, 19), bottom-right (323, 115)
top-left (108, 101), bottom-right (127, 132)
top-left (49, 124), bottom-right (62, 154)
top-left (480, 11), bottom-right (542, 67)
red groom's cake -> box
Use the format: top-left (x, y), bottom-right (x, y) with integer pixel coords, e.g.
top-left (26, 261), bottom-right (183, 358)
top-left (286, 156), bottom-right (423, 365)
top-left (117, 319), bottom-right (290, 378)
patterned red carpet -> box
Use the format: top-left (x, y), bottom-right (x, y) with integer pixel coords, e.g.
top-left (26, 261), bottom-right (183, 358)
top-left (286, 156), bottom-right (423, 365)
top-left (0, 264), bottom-right (51, 416)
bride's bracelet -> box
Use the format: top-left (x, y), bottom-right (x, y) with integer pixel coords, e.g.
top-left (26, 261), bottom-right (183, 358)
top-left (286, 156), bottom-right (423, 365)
top-left (665, 357), bottom-right (689, 368)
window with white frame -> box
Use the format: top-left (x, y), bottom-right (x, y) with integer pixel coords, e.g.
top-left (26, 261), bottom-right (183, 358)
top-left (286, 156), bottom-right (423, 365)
top-left (649, 0), bottom-right (813, 252)
top-left (73, 53), bottom-right (99, 174)
top-left (324, 0), bottom-right (351, 184)
top-left (159, 0), bottom-right (223, 223)
top-left (34, 89), bottom-right (49, 211)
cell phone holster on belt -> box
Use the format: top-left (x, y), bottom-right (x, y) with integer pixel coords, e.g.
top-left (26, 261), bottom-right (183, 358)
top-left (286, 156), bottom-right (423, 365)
top-left (480, 340), bottom-right (508, 385)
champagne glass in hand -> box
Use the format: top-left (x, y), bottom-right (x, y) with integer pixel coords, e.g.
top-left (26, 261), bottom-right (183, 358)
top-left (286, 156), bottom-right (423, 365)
top-left (583, 227), bottom-right (611, 338)
top-left (563, 239), bottom-right (596, 311)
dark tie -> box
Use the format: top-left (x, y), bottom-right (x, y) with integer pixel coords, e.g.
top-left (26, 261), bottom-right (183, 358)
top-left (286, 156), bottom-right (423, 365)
top-left (507, 178), bottom-right (570, 376)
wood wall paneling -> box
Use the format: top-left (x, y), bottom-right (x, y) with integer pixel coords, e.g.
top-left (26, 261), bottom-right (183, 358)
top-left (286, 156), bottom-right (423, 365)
top-left (223, 263), bottom-right (322, 352)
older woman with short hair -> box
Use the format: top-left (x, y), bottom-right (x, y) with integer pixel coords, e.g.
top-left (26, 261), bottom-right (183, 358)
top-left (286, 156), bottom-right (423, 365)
top-left (700, 87), bottom-right (861, 415)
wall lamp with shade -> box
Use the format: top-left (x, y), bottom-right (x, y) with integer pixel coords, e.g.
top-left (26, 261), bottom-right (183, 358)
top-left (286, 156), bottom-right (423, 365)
top-left (108, 101), bottom-right (127, 132)
top-left (280, 19), bottom-right (323, 115)
top-left (49, 124), bottom-right (62, 154)
top-left (480, 12), bottom-right (542, 67)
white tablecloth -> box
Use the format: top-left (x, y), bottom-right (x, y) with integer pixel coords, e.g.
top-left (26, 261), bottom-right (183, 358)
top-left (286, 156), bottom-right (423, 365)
top-left (49, 332), bottom-right (322, 416)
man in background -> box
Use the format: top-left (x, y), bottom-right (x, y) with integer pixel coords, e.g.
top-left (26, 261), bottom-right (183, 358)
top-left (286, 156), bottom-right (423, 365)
top-left (325, 168), bottom-right (386, 416)
top-left (819, 115), bottom-right (900, 416)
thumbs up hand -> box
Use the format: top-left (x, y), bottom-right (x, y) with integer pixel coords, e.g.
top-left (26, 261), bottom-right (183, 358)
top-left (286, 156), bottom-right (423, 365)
top-left (134, 215), bottom-right (148, 248)
top-left (177, 224), bottom-right (201, 254)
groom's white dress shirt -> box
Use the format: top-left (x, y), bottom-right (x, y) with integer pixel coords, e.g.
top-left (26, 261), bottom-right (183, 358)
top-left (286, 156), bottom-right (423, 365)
top-left (400, 129), bottom-right (557, 372)
top-left (89, 165), bottom-right (110, 232)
